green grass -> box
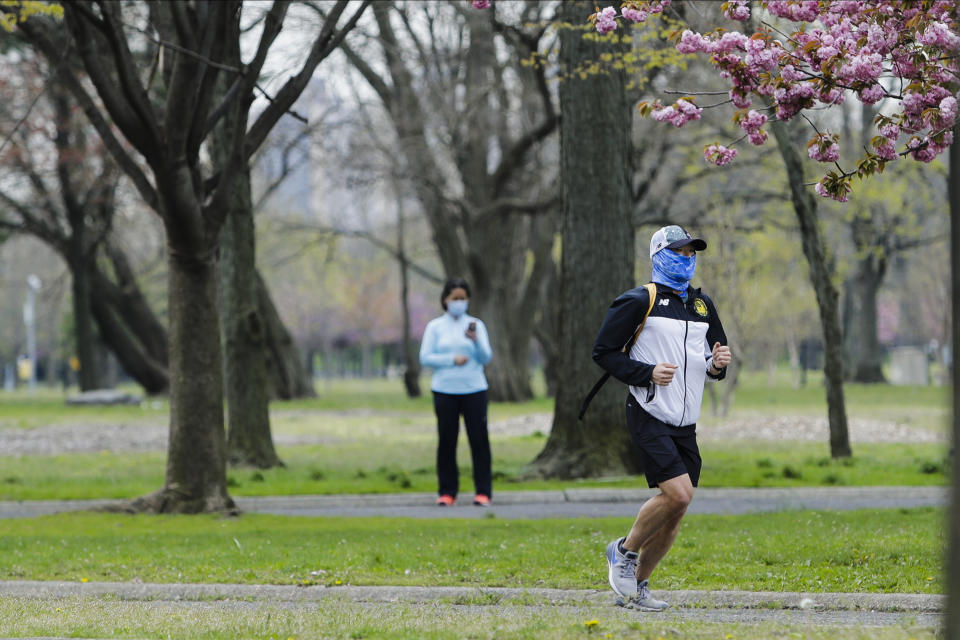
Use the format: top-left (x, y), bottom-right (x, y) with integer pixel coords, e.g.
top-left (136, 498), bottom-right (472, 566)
top-left (0, 438), bottom-right (947, 500)
top-left (0, 597), bottom-right (937, 640)
top-left (0, 508), bottom-right (942, 594)
top-left (0, 374), bottom-right (949, 500)
top-left (0, 597), bottom-right (938, 640)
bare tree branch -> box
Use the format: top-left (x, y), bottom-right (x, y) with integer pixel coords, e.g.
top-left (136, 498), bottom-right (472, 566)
top-left (274, 221), bottom-right (443, 284)
top-left (244, 0), bottom-right (372, 159)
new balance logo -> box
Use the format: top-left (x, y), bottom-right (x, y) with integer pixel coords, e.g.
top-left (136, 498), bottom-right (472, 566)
top-left (659, 299), bottom-right (670, 306)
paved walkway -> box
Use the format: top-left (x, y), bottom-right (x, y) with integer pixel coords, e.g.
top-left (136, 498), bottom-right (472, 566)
top-left (0, 486), bottom-right (945, 520)
top-left (0, 580), bottom-right (942, 630)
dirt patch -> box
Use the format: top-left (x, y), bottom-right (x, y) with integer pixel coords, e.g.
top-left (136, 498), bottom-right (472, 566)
top-left (0, 410), bottom-right (942, 456)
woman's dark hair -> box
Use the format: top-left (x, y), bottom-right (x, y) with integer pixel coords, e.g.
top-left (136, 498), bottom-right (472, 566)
top-left (440, 277), bottom-right (471, 310)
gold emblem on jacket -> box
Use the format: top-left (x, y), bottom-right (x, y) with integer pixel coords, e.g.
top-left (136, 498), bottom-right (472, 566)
top-left (693, 298), bottom-right (708, 317)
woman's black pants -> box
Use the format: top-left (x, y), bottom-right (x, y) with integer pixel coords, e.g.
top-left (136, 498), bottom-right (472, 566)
top-left (433, 390), bottom-right (491, 498)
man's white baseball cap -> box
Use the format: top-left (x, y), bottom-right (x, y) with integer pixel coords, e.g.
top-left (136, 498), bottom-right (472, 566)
top-left (649, 225), bottom-right (707, 258)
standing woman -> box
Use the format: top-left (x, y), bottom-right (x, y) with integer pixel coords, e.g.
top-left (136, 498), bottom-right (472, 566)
top-left (419, 277), bottom-right (494, 506)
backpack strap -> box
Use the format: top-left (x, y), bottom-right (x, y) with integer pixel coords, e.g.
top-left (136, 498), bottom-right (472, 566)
top-left (578, 283), bottom-right (657, 420)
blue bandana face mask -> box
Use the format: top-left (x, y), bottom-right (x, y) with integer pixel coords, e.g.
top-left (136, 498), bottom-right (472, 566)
top-left (447, 299), bottom-right (468, 317)
top-left (651, 249), bottom-right (696, 298)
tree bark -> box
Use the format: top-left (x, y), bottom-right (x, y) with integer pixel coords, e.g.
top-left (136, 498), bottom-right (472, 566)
top-left (213, 37), bottom-right (281, 467)
top-left (255, 272), bottom-right (317, 400)
top-left (219, 166), bottom-right (282, 469)
top-left (70, 257), bottom-right (101, 390)
top-left (102, 240), bottom-right (169, 366)
top-left (945, 122), bottom-right (959, 640)
top-left (398, 203), bottom-right (421, 398)
top-left (841, 101), bottom-right (887, 383)
top-left (845, 248), bottom-right (887, 383)
top-left (128, 248), bottom-right (234, 514)
top-left (527, 0), bottom-right (640, 478)
top-left (769, 117), bottom-right (851, 458)
top-left (89, 290), bottom-right (169, 394)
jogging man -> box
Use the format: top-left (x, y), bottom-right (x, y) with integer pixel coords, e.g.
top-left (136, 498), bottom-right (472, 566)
top-left (592, 225), bottom-right (731, 611)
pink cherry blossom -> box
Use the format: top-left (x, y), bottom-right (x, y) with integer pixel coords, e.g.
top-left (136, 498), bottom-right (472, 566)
top-left (874, 139), bottom-right (899, 160)
top-left (704, 143), bottom-right (738, 166)
top-left (739, 110), bottom-right (768, 144)
top-left (919, 21), bottom-right (960, 50)
top-left (858, 84), bottom-right (885, 105)
top-left (595, 7), bottom-right (618, 34)
top-left (808, 135), bottom-right (840, 163)
top-left (583, 1), bottom-right (959, 199)
top-left (815, 179), bottom-right (849, 202)
top-left (652, 99), bottom-right (702, 127)
top-left (939, 96), bottom-right (958, 127)
top-left (471, 0), bottom-right (491, 8)
top-left (622, 7), bottom-right (647, 23)
top-left (880, 123), bottom-right (900, 140)
top-left (724, 0), bottom-right (750, 21)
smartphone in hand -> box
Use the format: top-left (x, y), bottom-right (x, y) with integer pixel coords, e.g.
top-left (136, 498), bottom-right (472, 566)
top-left (468, 322), bottom-right (476, 332)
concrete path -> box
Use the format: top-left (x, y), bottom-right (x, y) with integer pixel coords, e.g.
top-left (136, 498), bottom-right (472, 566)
top-left (0, 486), bottom-right (945, 520)
top-left (0, 580), bottom-right (942, 630)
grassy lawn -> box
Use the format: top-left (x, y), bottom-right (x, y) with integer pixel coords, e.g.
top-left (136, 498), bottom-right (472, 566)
top-left (0, 375), bottom-right (949, 500)
top-left (0, 439), bottom-right (948, 500)
top-left (0, 597), bottom-right (937, 640)
top-left (0, 508), bottom-right (942, 594)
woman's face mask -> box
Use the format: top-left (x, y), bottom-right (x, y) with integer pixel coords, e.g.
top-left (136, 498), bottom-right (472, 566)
top-left (447, 299), bottom-right (469, 317)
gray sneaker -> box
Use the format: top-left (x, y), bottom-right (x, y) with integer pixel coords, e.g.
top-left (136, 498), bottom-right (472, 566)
top-left (605, 538), bottom-right (638, 598)
top-left (628, 579), bottom-right (669, 611)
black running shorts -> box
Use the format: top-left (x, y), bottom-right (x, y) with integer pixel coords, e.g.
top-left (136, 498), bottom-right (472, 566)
top-left (625, 394), bottom-right (701, 488)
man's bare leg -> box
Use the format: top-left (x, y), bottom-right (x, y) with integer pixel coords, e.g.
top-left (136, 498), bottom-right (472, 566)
top-left (621, 474), bottom-right (695, 577)
top-left (636, 508), bottom-right (686, 581)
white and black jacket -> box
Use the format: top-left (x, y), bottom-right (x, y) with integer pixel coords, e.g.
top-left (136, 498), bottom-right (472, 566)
top-left (592, 283), bottom-right (727, 428)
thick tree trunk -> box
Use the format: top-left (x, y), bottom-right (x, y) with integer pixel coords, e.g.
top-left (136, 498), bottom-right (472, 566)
top-left (528, 0), bottom-right (640, 478)
top-left (398, 212), bottom-right (421, 398)
top-left (770, 117), bottom-right (851, 458)
top-left (70, 256), bottom-right (101, 391)
top-left (945, 123), bottom-right (959, 640)
top-left (847, 258), bottom-right (886, 382)
top-left (477, 294), bottom-right (533, 401)
top-left (88, 261), bottom-right (169, 394)
top-left (256, 272), bottom-right (317, 400)
top-left (220, 167), bottom-right (282, 469)
top-left (102, 240), bottom-right (169, 366)
top-left (128, 249), bottom-right (234, 513)
top-left (89, 292), bottom-right (169, 394)
top-left (843, 198), bottom-right (888, 383)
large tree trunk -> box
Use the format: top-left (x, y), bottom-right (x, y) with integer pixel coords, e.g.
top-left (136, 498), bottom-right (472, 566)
top-left (528, 0), bottom-right (640, 478)
top-left (219, 169), bottom-right (281, 468)
top-left (102, 240), bottom-right (169, 366)
top-left (945, 123), bottom-right (959, 640)
top-left (129, 249), bottom-right (234, 513)
top-left (70, 256), bottom-right (101, 391)
top-left (841, 102), bottom-right (888, 383)
top-left (844, 248), bottom-right (887, 383)
top-left (255, 272), bottom-right (316, 400)
top-left (398, 205), bottom-right (421, 398)
top-left (769, 117), bottom-right (851, 458)
top-left (88, 260), bottom-right (169, 394)
top-left (89, 291), bottom-right (169, 394)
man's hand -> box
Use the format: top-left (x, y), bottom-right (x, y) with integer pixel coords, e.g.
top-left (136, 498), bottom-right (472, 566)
top-left (711, 342), bottom-right (732, 370)
top-left (454, 355), bottom-right (468, 366)
top-left (652, 363), bottom-right (678, 385)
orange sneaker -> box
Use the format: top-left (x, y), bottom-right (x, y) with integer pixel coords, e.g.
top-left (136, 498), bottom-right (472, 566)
top-left (436, 495), bottom-right (456, 506)
top-left (473, 494), bottom-right (491, 507)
